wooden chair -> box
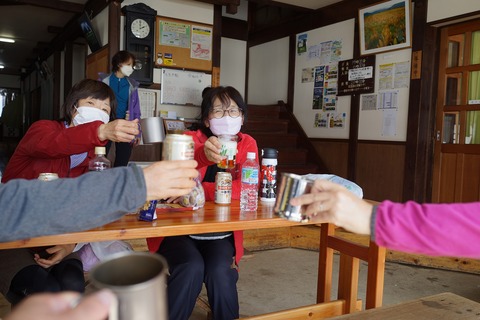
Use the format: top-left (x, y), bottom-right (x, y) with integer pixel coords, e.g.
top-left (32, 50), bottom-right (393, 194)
top-left (240, 222), bottom-right (386, 319)
top-left (317, 223), bottom-right (385, 313)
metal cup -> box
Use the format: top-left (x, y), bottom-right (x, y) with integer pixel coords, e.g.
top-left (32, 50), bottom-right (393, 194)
top-left (274, 173), bottom-right (314, 222)
top-left (89, 252), bottom-right (168, 320)
top-left (140, 117), bottom-right (166, 144)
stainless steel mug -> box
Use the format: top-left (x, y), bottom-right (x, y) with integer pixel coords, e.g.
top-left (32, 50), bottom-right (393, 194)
top-left (140, 117), bottom-right (166, 144)
top-left (274, 172), bottom-right (314, 222)
top-left (89, 251), bottom-right (168, 320)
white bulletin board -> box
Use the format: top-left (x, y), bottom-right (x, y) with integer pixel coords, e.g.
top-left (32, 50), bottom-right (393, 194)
top-left (293, 19), bottom-right (355, 139)
top-left (160, 68), bottom-right (212, 106)
top-left (358, 48), bottom-right (411, 141)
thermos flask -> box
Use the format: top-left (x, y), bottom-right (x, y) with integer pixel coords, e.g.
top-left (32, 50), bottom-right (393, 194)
top-left (260, 148), bottom-right (278, 202)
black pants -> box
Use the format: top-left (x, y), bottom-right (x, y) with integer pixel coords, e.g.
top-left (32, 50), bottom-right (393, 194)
top-left (7, 259), bottom-right (84, 305)
top-left (106, 141), bottom-right (133, 167)
top-left (158, 236), bottom-right (239, 320)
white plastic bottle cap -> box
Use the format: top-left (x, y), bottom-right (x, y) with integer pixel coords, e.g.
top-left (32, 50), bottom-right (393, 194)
top-left (247, 152), bottom-right (256, 160)
top-left (95, 146), bottom-right (106, 155)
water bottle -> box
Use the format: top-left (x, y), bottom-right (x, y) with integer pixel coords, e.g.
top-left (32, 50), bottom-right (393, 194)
top-left (240, 152), bottom-right (259, 211)
top-left (260, 148), bottom-right (278, 202)
top-left (88, 146), bottom-right (111, 171)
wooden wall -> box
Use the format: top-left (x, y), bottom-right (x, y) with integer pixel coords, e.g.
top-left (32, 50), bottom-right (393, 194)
top-left (356, 142), bottom-right (405, 202)
top-left (310, 140), bottom-right (405, 202)
top-left (311, 140), bottom-right (348, 178)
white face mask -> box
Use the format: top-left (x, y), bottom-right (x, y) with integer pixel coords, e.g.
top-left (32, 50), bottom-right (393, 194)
top-left (120, 65), bottom-right (134, 77)
top-left (209, 116), bottom-right (242, 136)
top-left (72, 106), bottom-right (110, 126)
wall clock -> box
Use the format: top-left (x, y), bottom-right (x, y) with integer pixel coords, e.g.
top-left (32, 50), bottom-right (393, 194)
top-left (131, 18), bottom-right (150, 39)
top-left (122, 3), bottom-right (157, 85)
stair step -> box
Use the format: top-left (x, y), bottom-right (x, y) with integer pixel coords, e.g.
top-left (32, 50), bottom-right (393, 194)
top-left (250, 133), bottom-right (298, 148)
top-left (247, 104), bottom-right (285, 119)
top-left (243, 119), bottom-right (289, 134)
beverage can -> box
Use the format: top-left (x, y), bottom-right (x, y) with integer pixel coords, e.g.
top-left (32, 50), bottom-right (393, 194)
top-left (138, 200), bottom-right (158, 222)
top-left (215, 172), bottom-right (232, 204)
top-left (38, 173), bottom-right (59, 181)
top-left (162, 134), bottom-right (194, 160)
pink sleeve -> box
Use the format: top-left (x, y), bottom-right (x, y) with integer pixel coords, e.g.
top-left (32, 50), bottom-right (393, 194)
top-left (375, 200), bottom-right (480, 258)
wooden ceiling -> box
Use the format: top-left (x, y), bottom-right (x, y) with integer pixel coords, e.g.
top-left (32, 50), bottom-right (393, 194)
top-left (0, 0), bottom-right (341, 76)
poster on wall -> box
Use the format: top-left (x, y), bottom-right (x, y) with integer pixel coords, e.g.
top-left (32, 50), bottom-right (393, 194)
top-left (191, 25), bottom-right (212, 60)
top-left (298, 33), bottom-right (308, 55)
top-left (314, 112), bottom-right (346, 128)
top-left (312, 66), bottom-right (325, 109)
top-left (160, 21), bottom-right (191, 48)
top-left (337, 55), bottom-right (375, 95)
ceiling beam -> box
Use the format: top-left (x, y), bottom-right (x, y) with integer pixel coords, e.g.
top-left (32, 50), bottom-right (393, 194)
top-left (9, 0), bottom-right (84, 13)
top-left (248, 0), bottom-right (314, 13)
top-left (193, 0), bottom-right (240, 14)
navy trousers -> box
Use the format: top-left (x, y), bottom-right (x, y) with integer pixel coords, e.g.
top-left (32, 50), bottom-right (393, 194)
top-left (157, 235), bottom-right (239, 320)
top-left (7, 259), bottom-right (84, 305)
top-left (106, 141), bottom-right (132, 167)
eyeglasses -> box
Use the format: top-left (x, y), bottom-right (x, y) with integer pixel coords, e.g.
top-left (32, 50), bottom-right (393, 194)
top-left (211, 108), bottom-right (241, 119)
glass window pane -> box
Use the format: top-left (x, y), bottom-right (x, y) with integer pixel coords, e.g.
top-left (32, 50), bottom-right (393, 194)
top-left (448, 34), bottom-right (464, 67)
top-left (468, 71), bottom-right (480, 104)
top-left (465, 111), bottom-right (480, 144)
top-left (443, 113), bottom-right (459, 144)
top-left (471, 30), bottom-right (480, 65)
top-left (445, 73), bottom-right (462, 105)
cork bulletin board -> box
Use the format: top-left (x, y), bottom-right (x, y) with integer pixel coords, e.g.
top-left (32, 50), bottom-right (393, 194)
top-left (155, 16), bottom-right (213, 72)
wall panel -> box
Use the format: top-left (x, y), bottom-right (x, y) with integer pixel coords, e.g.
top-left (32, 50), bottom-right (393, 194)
top-left (311, 140), bottom-right (348, 178)
top-left (356, 143), bottom-right (405, 201)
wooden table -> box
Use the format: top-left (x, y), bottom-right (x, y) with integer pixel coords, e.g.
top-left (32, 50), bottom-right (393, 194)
top-left (330, 292), bottom-right (480, 319)
top-left (0, 199), bottom-right (386, 317)
top-left (0, 201), bottom-right (299, 250)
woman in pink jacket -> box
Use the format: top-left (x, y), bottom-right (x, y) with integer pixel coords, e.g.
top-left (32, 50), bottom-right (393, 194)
top-left (291, 179), bottom-right (480, 258)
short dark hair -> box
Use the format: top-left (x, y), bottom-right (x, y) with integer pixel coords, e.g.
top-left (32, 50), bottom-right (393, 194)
top-left (111, 51), bottom-right (136, 73)
top-left (198, 86), bottom-right (247, 137)
top-left (60, 79), bottom-right (117, 124)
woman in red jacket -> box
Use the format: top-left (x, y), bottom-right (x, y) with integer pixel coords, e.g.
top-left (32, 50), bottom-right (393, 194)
top-left (147, 86), bottom-right (258, 320)
top-left (0, 79), bottom-right (139, 306)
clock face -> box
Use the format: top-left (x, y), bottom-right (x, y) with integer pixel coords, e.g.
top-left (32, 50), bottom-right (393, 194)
top-left (131, 18), bottom-right (150, 39)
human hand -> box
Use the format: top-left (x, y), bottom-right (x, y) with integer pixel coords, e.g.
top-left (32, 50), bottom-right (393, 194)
top-left (143, 160), bottom-right (199, 200)
top-left (203, 136), bottom-right (224, 163)
top-left (4, 289), bottom-right (115, 320)
top-left (34, 244), bottom-right (76, 268)
top-left (290, 179), bottom-right (373, 235)
top-left (97, 119), bottom-right (140, 142)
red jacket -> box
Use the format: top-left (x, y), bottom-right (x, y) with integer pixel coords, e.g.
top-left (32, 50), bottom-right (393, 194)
top-left (2, 120), bottom-right (106, 182)
top-left (147, 130), bottom-right (259, 265)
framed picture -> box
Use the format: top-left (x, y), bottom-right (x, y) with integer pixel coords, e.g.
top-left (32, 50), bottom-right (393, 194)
top-left (163, 119), bottom-right (186, 134)
top-left (358, 0), bottom-right (412, 55)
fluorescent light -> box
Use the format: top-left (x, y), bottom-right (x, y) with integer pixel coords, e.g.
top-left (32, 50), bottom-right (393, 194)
top-left (0, 65), bottom-right (4, 69)
top-left (0, 38), bottom-right (15, 43)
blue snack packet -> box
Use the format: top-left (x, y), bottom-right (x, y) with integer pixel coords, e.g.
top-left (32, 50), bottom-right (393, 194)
top-left (138, 200), bottom-right (158, 222)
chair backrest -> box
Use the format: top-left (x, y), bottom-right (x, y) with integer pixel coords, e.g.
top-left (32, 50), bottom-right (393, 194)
top-left (317, 220), bottom-right (386, 313)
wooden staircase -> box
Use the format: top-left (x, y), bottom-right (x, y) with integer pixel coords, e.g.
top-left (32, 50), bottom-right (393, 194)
top-left (243, 102), bottom-right (326, 177)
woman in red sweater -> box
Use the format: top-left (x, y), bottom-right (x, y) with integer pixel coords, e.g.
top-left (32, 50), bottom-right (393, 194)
top-left (147, 86), bottom-right (258, 320)
top-left (0, 79), bottom-right (139, 305)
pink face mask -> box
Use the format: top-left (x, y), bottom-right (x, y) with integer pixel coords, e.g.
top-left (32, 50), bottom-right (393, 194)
top-left (209, 116), bottom-right (242, 136)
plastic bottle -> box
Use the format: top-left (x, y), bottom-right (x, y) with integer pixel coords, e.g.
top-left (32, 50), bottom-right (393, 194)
top-left (240, 152), bottom-right (259, 211)
top-left (88, 146), bottom-right (111, 171)
top-left (260, 148), bottom-right (278, 202)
